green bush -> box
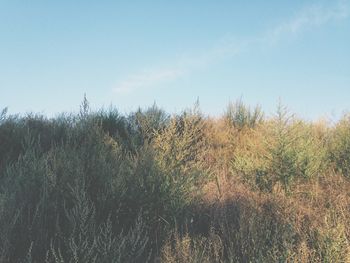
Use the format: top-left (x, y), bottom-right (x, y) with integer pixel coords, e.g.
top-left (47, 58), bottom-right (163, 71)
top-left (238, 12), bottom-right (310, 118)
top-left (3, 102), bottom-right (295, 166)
top-left (153, 105), bottom-right (207, 176)
top-left (232, 104), bottom-right (327, 192)
top-left (0, 100), bottom-right (204, 261)
top-left (0, 121), bottom-right (143, 261)
top-left (128, 103), bottom-right (169, 144)
top-left (225, 99), bottom-right (264, 130)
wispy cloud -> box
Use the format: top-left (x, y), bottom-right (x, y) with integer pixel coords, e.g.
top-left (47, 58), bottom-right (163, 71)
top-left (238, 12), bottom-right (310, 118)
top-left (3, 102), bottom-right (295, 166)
top-left (113, 0), bottom-right (349, 94)
top-left (114, 68), bottom-right (184, 94)
top-left (113, 40), bottom-right (245, 94)
top-left (263, 0), bottom-right (349, 44)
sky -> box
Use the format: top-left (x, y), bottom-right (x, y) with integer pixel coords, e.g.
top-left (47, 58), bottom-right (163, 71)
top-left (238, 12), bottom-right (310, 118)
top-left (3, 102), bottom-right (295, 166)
top-left (0, 0), bottom-right (349, 120)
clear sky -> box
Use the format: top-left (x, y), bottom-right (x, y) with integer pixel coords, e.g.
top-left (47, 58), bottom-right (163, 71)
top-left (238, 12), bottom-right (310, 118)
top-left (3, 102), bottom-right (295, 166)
top-left (1, 0), bottom-right (349, 120)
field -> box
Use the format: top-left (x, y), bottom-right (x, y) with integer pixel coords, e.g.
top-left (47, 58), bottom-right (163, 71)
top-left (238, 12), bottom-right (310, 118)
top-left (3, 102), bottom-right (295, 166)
top-left (0, 98), bottom-right (349, 262)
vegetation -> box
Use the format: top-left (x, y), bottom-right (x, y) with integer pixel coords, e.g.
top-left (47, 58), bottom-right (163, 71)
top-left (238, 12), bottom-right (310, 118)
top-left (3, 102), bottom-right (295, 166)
top-left (0, 98), bottom-right (350, 262)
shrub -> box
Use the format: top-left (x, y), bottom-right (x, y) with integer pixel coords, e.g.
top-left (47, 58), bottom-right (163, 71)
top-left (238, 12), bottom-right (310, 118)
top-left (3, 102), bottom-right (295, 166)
top-left (225, 98), bottom-right (264, 130)
top-left (1, 100), bottom-right (349, 262)
top-left (129, 103), bottom-right (169, 144)
top-left (0, 112), bottom-right (73, 176)
top-left (232, 104), bottom-right (327, 192)
top-left (153, 104), bottom-right (207, 176)
top-left (91, 108), bottom-right (136, 152)
top-left (0, 101), bottom-right (206, 261)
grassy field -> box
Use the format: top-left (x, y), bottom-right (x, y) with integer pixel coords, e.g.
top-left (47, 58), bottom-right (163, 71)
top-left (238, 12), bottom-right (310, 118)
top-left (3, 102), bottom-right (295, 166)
top-left (0, 98), bottom-right (349, 262)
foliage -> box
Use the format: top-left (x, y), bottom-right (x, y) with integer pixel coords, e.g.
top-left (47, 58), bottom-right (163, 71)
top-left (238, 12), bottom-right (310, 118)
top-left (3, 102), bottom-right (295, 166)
top-left (329, 114), bottom-right (350, 178)
top-left (153, 103), bottom-right (208, 187)
top-left (225, 98), bottom-right (264, 130)
top-left (0, 100), bottom-right (349, 262)
top-left (232, 104), bottom-right (327, 192)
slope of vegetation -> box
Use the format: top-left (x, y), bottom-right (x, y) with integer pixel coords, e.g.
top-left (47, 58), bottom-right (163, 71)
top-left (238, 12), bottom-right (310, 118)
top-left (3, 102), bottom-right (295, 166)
top-left (0, 98), bottom-right (349, 262)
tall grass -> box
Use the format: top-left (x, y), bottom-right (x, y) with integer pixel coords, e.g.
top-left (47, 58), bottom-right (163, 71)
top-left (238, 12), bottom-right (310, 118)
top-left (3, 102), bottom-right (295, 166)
top-left (329, 114), bottom-right (350, 178)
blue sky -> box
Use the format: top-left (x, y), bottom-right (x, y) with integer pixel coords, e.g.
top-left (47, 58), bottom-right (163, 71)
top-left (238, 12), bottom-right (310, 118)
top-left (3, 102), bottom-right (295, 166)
top-left (1, 0), bottom-right (349, 120)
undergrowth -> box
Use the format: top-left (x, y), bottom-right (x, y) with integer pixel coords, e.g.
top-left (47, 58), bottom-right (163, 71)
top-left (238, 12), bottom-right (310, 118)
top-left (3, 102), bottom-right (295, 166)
top-left (0, 98), bottom-right (349, 262)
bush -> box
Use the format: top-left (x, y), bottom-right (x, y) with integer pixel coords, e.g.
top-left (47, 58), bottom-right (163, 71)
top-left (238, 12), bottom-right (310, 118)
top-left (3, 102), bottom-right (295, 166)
top-left (153, 104), bottom-right (207, 176)
top-left (232, 104), bottom-right (327, 192)
top-left (1, 100), bottom-right (349, 262)
top-left (128, 103), bottom-right (169, 144)
top-left (225, 99), bottom-right (264, 130)
top-left (0, 121), bottom-right (142, 261)
top-left (0, 101), bottom-right (205, 261)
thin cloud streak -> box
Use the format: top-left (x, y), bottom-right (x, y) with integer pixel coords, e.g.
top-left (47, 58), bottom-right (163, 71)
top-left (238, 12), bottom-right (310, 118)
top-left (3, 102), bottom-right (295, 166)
top-left (114, 68), bottom-right (185, 94)
top-left (113, 0), bottom-right (349, 95)
top-left (262, 0), bottom-right (349, 44)
top-left (113, 40), bottom-right (245, 94)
